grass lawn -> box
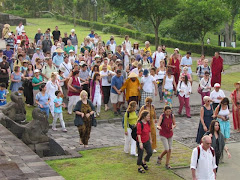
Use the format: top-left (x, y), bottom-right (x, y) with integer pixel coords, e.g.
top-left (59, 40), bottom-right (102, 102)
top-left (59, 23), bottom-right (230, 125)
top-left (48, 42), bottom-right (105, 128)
top-left (46, 141), bottom-right (191, 180)
top-left (25, 18), bottom-right (199, 57)
top-left (221, 72), bottom-right (240, 92)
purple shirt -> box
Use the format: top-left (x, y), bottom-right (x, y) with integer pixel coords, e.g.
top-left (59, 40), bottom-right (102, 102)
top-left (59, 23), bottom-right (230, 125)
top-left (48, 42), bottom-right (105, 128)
top-left (31, 52), bottom-right (45, 65)
top-left (3, 50), bottom-right (14, 63)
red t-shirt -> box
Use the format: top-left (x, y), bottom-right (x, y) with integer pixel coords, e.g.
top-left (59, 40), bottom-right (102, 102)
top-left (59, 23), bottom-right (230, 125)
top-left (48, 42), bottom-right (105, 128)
top-left (137, 121), bottom-right (151, 143)
top-left (159, 114), bottom-right (173, 138)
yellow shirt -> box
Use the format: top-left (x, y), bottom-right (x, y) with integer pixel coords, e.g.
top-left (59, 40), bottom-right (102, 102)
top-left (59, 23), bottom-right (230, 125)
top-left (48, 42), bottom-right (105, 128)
top-left (99, 64), bottom-right (111, 71)
top-left (121, 78), bottom-right (140, 101)
top-left (144, 47), bottom-right (152, 56)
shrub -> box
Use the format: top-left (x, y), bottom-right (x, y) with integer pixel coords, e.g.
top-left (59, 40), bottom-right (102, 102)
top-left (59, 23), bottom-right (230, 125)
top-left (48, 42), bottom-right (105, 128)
top-left (56, 15), bottom-right (240, 56)
top-left (41, 13), bottom-right (53, 18)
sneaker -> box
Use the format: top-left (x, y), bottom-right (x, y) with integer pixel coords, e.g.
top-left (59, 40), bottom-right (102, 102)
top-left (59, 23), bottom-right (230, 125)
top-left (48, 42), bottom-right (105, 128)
top-left (153, 149), bottom-right (157, 153)
top-left (130, 153), bottom-right (138, 157)
top-left (52, 128), bottom-right (57, 131)
top-left (62, 128), bottom-right (67, 132)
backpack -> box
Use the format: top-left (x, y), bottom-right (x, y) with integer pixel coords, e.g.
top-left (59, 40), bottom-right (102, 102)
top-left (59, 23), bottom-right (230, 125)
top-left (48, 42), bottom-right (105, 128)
top-left (196, 145), bottom-right (215, 167)
top-left (199, 66), bottom-right (210, 75)
top-left (122, 111), bottom-right (130, 128)
top-left (131, 121), bottom-right (146, 141)
top-left (176, 81), bottom-right (183, 96)
top-left (160, 113), bottom-right (172, 126)
top-left (141, 59), bottom-right (150, 65)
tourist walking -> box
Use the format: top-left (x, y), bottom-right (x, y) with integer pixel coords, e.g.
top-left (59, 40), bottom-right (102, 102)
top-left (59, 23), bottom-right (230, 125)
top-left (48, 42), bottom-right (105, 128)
top-left (210, 83), bottom-right (225, 110)
top-left (74, 90), bottom-right (95, 148)
top-left (230, 81), bottom-right (240, 132)
top-left (90, 73), bottom-right (102, 117)
top-left (177, 75), bottom-right (192, 118)
top-left (196, 96), bottom-right (215, 144)
top-left (211, 52), bottom-right (224, 87)
top-left (136, 110), bottom-right (152, 174)
top-left (199, 71), bottom-right (211, 105)
top-left (197, 59), bottom-right (211, 80)
top-left (156, 106), bottom-right (176, 169)
top-left (156, 60), bottom-right (166, 102)
top-left (35, 84), bottom-right (50, 118)
top-left (23, 63), bottom-right (34, 106)
top-left (168, 52), bottom-right (180, 88)
top-left (69, 29), bottom-right (78, 54)
top-left (10, 66), bottom-right (23, 92)
top-left (162, 68), bottom-right (176, 107)
top-left (0, 56), bottom-right (10, 88)
top-left (139, 97), bottom-right (157, 153)
top-left (123, 101), bottom-right (138, 156)
top-left (191, 135), bottom-right (217, 180)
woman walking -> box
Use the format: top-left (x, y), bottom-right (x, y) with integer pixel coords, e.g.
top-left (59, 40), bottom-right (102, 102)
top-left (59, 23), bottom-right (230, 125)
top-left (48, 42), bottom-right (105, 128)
top-left (196, 96), bottom-right (215, 144)
top-left (162, 68), bottom-right (176, 107)
top-left (199, 71), bottom-right (211, 105)
top-left (139, 97), bottom-right (157, 153)
top-left (23, 63), bottom-right (34, 106)
top-left (74, 90), bottom-right (95, 148)
top-left (35, 84), bottom-right (51, 118)
top-left (136, 110), bottom-right (152, 173)
top-left (156, 106), bottom-right (176, 169)
top-left (156, 60), bottom-right (166, 102)
top-left (230, 81), bottom-right (240, 132)
top-left (90, 73), bottom-right (102, 117)
top-left (168, 52), bottom-right (180, 88)
top-left (124, 101), bottom-right (138, 156)
top-left (177, 75), bottom-right (192, 118)
top-left (214, 98), bottom-right (230, 140)
top-left (10, 66), bottom-right (23, 92)
top-left (204, 120), bottom-right (231, 172)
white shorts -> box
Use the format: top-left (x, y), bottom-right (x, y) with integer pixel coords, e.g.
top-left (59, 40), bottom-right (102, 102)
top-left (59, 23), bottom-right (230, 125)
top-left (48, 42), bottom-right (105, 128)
top-left (110, 92), bottom-right (124, 104)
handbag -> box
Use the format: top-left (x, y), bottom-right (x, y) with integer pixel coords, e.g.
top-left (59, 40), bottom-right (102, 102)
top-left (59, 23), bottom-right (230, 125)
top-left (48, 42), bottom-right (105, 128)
top-left (107, 71), bottom-right (112, 83)
top-left (198, 79), bottom-right (209, 94)
top-left (91, 114), bottom-right (97, 127)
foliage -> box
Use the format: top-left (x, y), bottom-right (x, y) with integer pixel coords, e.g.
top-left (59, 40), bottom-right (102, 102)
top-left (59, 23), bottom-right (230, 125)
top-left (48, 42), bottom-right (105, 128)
top-left (47, 142), bottom-right (191, 180)
top-left (173, 0), bottom-right (229, 54)
top-left (102, 26), bottom-right (111, 34)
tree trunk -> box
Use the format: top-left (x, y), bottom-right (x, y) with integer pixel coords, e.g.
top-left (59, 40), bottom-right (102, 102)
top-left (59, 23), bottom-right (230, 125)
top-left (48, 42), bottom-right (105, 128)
top-left (225, 18), bottom-right (234, 47)
top-left (201, 37), bottom-right (204, 55)
top-left (73, 6), bottom-right (76, 27)
top-left (154, 26), bottom-right (159, 50)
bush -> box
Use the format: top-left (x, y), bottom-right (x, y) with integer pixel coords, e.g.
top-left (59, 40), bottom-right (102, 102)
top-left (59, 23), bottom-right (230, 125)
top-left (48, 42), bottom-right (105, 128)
top-left (41, 13), bottom-right (53, 18)
top-left (56, 15), bottom-right (240, 56)
top-left (5, 10), bottom-right (31, 18)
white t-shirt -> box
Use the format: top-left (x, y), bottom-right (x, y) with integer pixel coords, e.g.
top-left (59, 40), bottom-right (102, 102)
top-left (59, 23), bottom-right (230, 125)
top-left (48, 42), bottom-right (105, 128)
top-left (152, 51), bottom-right (165, 68)
top-left (190, 145), bottom-right (217, 180)
top-left (141, 75), bottom-right (155, 93)
top-left (100, 70), bottom-right (115, 86)
top-left (210, 89), bottom-right (225, 103)
top-left (109, 43), bottom-right (116, 54)
top-left (16, 25), bottom-right (24, 35)
top-left (59, 62), bottom-right (72, 78)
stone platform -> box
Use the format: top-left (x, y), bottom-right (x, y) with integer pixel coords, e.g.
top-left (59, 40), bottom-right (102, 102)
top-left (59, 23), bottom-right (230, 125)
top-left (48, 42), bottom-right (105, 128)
top-left (0, 124), bottom-right (64, 180)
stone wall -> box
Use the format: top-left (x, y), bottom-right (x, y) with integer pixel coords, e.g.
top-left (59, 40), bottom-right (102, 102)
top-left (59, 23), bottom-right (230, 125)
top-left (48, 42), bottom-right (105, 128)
top-left (220, 52), bottom-right (240, 65)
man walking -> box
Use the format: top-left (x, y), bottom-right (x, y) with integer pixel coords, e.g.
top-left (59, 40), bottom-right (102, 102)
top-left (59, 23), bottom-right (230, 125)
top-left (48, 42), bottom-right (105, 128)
top-left (191, 135), bottom-right (217, 180)
top-left (211, 52), bottom-right (224, 87)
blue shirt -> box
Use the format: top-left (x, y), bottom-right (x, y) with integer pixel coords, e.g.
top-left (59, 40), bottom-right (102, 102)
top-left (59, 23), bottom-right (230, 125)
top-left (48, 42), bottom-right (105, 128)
top-left (111, 75), bottom-right (124, 94)
top-left (53, 54), bottom-right (64, 67)
top-left (148, 57), bottom-right (153, 63)
top-left (0, 90), bottom-right (7, 106)
top-left (36, 92), bottom-right (50, 108)
top-left (88, 33), bottom-right (95, 38)
top-left (3, 50), bottom-right (14, 63)
top-left (54, 97), bottom-right (63, 113)
top-left (180, 56), bottom-right (192, 74)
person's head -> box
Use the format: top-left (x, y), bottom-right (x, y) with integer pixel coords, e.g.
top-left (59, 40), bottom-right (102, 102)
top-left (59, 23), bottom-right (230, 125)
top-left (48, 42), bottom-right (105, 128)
top-left (127, 101), bottom-right (137, 112)
top-left (103, 58), bottom-right (108, 65)
top-left (133, 42), bottom-right (139, 49)
top-left (18, 87), bottom-right (24, 95)
top-left (6, 44), bottom-right (10, 50)
top-left (142, 53), bottom-right (147, 60)
top-left (82, 64), bottom-right (88, 71)
top-left (64, 32), bottom-right (68, 37)
top-left (215, 52), bottom-right (220, 58)
top-left (160, 59), bottom-right (165, 67)
top-left (203, 96), bottom-right (212, 105)
top-left (2, 55), bottom-right (7, 62)
top-left (116, 69), bottom-right (122, 77)
top-left (17, 47), bottom-right (22, 53)
top-left (55, 26), bottom-right (58, 30)
top-left (209, 120), bottom-right (220, 134)
top-left (145, 41), bottom-right (150, 48)
top-left (163, 106), bottom-right (172, 115)
top-left (166, 68), bottom-right (172, 75)
top-left (183, 66), bottom-right (188, 74)
top-left (125, 35), bottom-right (129, 41)
top-left (37, 28), bottom-right (41, 33)
top-left (96, 60), bottom-right (101, 66)
top-left (51, 72), bottom-right (57, 81)
top-left (71, 29), bottom-right (75, 34)
top-left (117, 45), bottom-right (122, 52)
top-left (174, 48), bottom-right (179, 53)
top-left (73, 70), bottom-right (80, 77)
top-left (201, 135), bottom-right (212, 150)
top-left (67, 39), bottom-right (71, 45)
top-left (34, 69), bottom-right (40, 76)
top-left (143, 69), bottom-right (149, 77)
top-left (203, 59), bottom-right (208, 67)
top-left (204, 71), bottom-right (210, 79)
top-left (39, 84), bottom-right (46, 92)
top-left (201, 54), bottom-right (205, 59)
top-left (45, 35), bottom-right (49, 40)
top-left (46, 57), bottom-right (53, 65)
top-left (150, 67), bottom-right (156, 76)
top-left (186, 51), bottom-right (191, 58)
top-left (14, 65), bottom-right (20, 72)
top-left (110, 38), bottom-right (114, 44)
top-left (64, 55), bottom-right (69, 63)
top-left (221, 97), bottom-right (229, 106)
top-left (235, 81), bottom-right (240, 90)
top-left (92, 65), bottom-right (99, 72)
top-left (102, 65), bottom-right (108, 72)
top-left (40, 35), bottom-right (44, 40)
top-left (117, 63), bottom-right (123, 70)
top-left (55, 90), bottom-right (62, 97)
top-left (80, 90), bottom-right (88, 100)
top-left (27, 63), bottom-right (33, 71)
top-left (139, 70), bottom-right (143, 77)
top-left (157, 46), bottom-right (162, 52)
top-left (138, 110), bottom-right (150, 122)
top-left (0, 83), bottom-right (6, 90)
top-left (93, 72), bottom-right (100, 81)
top-left (145, 97), bottom-right (153, 107)
top-left (214, 83), bottom-right (221, 92)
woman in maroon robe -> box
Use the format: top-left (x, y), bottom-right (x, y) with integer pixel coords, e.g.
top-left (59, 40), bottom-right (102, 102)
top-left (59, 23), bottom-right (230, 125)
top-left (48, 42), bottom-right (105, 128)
top-left (211, 52), bottom-right (223, 87)
top-left (168, 53), bottom-right (180, 89)
top-left (230, 81), bottom-right (240, 132)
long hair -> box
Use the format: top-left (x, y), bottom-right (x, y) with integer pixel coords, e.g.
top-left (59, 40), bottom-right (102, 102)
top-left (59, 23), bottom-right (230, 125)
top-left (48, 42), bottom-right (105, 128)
top-left (184, 75), bottom-right (188, 85)
top-left (92, 72), bottom-right (100, 86)
top-left (127, 101), bottom-right (137, 112)
top-left (209, 120), bottom-right (220, 135)
top-left (137, 110), bottom-right (149, 122)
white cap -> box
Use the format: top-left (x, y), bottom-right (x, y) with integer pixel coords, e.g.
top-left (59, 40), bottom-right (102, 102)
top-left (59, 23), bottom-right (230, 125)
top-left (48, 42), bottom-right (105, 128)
top-left (174, 48), bottom-right (180, 52)
top-left (8, 33), bottom-right (12, 36)
top-left (69, 49), bottom-right (74, 53)
top-left (17, 40), bottom-right (21, 44)
top-left (34, 69), bottom-right (40, 73)
top-left (71, 29), bottom-right (75, 33)
top-left (214, 83), bottom-right (221, 88)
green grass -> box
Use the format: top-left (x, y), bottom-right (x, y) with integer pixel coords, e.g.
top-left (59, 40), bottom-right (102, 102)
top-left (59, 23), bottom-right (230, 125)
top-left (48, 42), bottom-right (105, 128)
top-left (46, 141), bottom-right (191, 180)
top-left (221, 72), bottom-right (240, 92)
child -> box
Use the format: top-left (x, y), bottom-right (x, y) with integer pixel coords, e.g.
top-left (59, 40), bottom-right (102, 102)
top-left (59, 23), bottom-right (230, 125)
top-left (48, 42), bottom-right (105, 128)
top-left (53, 90), bottom-right (67, 132)
top-left (90, 73), bottom-right (102, 117)
top-left (0, 83), bottom-right (7, 106)
top-left (17, 86), bottom-right (24, 96)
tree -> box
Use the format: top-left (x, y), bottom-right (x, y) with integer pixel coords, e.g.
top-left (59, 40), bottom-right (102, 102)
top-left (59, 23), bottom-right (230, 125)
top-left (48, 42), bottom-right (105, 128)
top-left (222, 0), bottom-right (240, 47)
top-left (107, 0), bottom-right (179, 49)
top-left (174, 0), bottom-right (228, 54)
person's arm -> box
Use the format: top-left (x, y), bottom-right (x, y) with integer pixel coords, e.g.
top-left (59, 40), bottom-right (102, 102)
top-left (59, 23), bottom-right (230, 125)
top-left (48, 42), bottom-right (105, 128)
top-left (153, 80), bottom-right (157, 96)
top-left (157, 114), bottom-right (163, 130)
top-left (190, 149), bottom-right (197, 180)
top-left (173, 76), bottom-right (177, 91)
top-left (137, 122), bottom-right (143, 149)
top-left (224, 145), bottom-right (231, 158)
top-left (200, 107), bottom-right (207, 132)
top-left (120, 80), bottom-right (127, 92)
top-left (172, 114), bottom-right (176, 129)
top-left (124, 112), bottom-right (128, 134)
top-left (162, 76), bottom-right (166, 91)
top-left (67, 77), bottom-right (78, 92)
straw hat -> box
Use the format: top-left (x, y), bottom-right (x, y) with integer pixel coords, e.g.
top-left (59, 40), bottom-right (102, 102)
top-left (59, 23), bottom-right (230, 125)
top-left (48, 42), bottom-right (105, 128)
top-left (59, 66), bottom-right (66, 73)
top-left (4, 24), bottom-right (10, 28)
top-left (55, 48), bottom-right (64, 53)
top-left (79, 61), bottom-right (86, 66)
top-left (22, 60), bottom-right (29, 65)
top-left (128, 72), bottom-right (138, 78)
top-left (132, 61), bottom-right (139, 67)
top-left (234, 81), bottom-right (240, 86)
top-left (94, 54), bottom-right (101, 59)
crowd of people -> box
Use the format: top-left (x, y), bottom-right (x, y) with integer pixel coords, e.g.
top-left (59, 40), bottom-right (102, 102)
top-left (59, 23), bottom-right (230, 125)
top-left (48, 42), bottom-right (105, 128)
top-left (0, 22), bottom-right (239, 178)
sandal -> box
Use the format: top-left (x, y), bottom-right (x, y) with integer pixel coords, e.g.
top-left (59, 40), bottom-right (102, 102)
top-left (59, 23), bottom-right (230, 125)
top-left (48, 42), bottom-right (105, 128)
top-left (165, 164), bottom-right (172, 169)
top-left (138, 167), bottom-right (145, 173)
top-left (156, 157), bottom-right (162, 165)
top-left (142, 163), bottom-right (149, 170)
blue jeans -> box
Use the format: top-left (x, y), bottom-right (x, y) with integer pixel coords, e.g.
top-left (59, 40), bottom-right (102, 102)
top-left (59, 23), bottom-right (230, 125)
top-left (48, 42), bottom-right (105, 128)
top-left (40, 107), bottom-right (50, 119)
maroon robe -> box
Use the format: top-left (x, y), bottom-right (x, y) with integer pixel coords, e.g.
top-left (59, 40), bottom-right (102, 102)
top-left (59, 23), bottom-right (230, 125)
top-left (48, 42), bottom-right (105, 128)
top-left (211, 56), bottom-right (223, 87)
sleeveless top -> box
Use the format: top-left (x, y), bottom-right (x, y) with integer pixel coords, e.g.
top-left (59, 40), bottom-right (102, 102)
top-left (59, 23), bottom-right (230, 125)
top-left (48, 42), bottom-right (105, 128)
top-left (218, 106), bottom-right (230, 117)
top-left (158, 69), bottom-right (166, 80)
top-left (68, 77), bottom-right (81, 96)
top-left (164, 75), bottom-right (173, 90)
top-left (159, 114), bottom-right (173, 138)
top-left (203, 105), bottom-right (213, 128)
